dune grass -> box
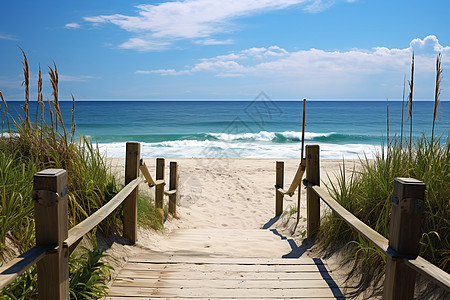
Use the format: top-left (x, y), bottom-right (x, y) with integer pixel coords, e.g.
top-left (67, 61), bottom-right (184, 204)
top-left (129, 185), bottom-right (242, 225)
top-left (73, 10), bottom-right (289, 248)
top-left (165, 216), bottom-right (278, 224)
top-left (0, 50), bottom-right (161, 299)
top-left (317, 53), bottom-right (449, 298)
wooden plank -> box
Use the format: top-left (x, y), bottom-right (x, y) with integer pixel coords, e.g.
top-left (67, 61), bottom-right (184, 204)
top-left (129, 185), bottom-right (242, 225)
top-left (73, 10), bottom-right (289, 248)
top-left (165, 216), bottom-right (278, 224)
top-left (172, 230), bottom-right (278, 234)
top-left (0, 245), bottom-right (52, 290)
top-left (64, 177), bottom-right (143, 248)
top-left (107, 286), bottom-right (338, 298)
top-left (128, 257), bottom-right (323, 265)
top-left (115, 270), bottom-right (326, 280)
top-left (121, 263), bottom-right (323, 272)
top-left (106, 297), bottom-right (337, 300)
top-left (404, 256), bottom-right (450, 293)
top-left (306, 145), bottom-right (320, 238)
top-left (112, 278), bottom-right (332, 289)
top-left (307, 184), bottom-right (389, 254)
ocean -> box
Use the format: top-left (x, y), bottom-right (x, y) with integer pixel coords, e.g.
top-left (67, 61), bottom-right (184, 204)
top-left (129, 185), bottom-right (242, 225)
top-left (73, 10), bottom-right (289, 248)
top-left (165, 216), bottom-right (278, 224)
top-left (3, 99), bottom-right (449, 159)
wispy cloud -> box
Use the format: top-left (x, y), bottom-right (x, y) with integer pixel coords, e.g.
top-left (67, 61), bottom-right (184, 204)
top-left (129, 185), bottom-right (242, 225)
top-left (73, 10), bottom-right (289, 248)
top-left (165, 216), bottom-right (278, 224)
top-left (0, 33), bottom-right (18, 41)
top-left (303, 0), bottom-right (335, 13)
top-left (83, 0), bottom-right (348, 51)
top-left (65, 22), bottom-right (81, 29)
top-left (136, 36), bottom-right (449, 79)
top-left (194, 38), bottom-right (234, 45)
top-left (59, 74), bottom-right (98, 82)
top-left (136, 69), bottom-right (190, 76)
top-left (119, 38), bottom-right (170, 51)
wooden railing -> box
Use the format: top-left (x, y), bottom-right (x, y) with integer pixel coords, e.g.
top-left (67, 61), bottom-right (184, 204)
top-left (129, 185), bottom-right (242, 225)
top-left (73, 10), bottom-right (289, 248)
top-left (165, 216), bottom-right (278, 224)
top-left (0, 141), bottom-right (177, 299)
top-left (275, 144), bottom-right (450, 299)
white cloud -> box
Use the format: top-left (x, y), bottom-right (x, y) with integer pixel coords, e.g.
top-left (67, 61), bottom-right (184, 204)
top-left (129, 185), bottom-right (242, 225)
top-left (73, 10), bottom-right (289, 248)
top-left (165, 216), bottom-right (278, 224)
top-left (303, 0), bottom-right (335, 13)
top-left (0, 33), bottom-right (18, 41)
top-left (65, 23), bottom-right (81, 29)
top-left (119, 38), bottom-right (170, 51)
top-left (135, 69), bottom-right (189, 76)
top-left (59, 75), bottom-right (97, 82)
top-left (194, 38), bottom-right (233, 45)
top-left (409, 35), bottom-right (450, 55)
top-left (83, 0), bottom-right (346, 51)
top-left (137, 36), bottom-right (449, 79)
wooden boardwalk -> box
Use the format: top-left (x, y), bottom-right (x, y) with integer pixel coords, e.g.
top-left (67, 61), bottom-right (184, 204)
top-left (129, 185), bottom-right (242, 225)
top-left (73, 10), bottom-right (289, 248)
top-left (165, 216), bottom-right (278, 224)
top-left (106, 229), bottom-right (344, 299)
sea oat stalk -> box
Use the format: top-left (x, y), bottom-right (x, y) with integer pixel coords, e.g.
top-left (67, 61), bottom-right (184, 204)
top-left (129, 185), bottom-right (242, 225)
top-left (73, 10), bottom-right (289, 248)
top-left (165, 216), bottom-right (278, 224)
top-left (71, 94), bottom-right (76, 142)
top-left (0, 90), bottom-right (10, 134)
top-left (20, 47), bottom-right (30, 129)
top-left (400, 75), bottom-right (406, 147)
top-left (432, 53), bottom-right (442, 140)
top-left (407, 52), bottom-right (415, 155)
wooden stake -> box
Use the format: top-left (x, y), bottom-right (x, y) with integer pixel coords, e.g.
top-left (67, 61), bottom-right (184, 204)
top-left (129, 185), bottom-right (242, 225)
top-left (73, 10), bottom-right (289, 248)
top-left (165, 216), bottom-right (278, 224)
top-left (275, 161), bottom-right (284, 216)
top-left (297, 99), bottom-right (307, 224)
top-left (306, 145), bottom-right (320, 238)
top-left (168, 162), bottom-right (177, 216)
top-left (124, 142), bottom-right (140, 244)
top-left (383, 178), bottom-right (425, 300)
top-left (155, 158), bottom-right (165, 209)
top-left (33, 169), bottom-right (69, 300)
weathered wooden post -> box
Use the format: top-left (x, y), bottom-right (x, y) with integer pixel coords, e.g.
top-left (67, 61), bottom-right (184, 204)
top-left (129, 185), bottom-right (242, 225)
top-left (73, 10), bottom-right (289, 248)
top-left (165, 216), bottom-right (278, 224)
top-left (155, 158), bottom-right (165, 209)
top-left (33, 169), bottom-right (69, 300)
top-left (275, 161), bottom-right (284, 216)
top-left (168, 161), bottom-right (178, 216)
top-left (383, 178), bottom-right (425, 300)
top-left (306, 145), bottom-right (320, 238)
top-left (124, 142), bottom-right (140, 244)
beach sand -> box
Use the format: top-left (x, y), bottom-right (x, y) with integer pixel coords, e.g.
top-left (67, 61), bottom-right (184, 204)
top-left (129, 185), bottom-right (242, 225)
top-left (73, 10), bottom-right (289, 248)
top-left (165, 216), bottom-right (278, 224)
top-left (104, 157), bottom-right (363, 296)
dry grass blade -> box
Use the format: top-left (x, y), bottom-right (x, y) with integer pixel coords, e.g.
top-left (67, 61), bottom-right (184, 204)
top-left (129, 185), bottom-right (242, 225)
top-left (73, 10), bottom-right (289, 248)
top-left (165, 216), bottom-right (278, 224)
top-left (36, 65), bottom-right (43, 128)
top-left (407, 52), bottom-right (414, 120)
top-left (46, 98), bottom-right (55, 138)
top-left (71, 94), bottom-right (76, 142)
top-left (0, 90), bottom-right (10, 134)
top-left (48, 63), bottom-right (68, 144)
top-left (400, 75), bottom-right (406, 146)
top-left (0, 93), bottom-right (3, 135)
top-left (48, 62), bottom-right (59, 132)
top-left (19, 47), bottom-right (30, 129)
top-left (408, 52), bottom-right (415, 154)
top-left (432, 52), bottom-right (442, 140)
top-left (386, 98), bottom-right (389, 149)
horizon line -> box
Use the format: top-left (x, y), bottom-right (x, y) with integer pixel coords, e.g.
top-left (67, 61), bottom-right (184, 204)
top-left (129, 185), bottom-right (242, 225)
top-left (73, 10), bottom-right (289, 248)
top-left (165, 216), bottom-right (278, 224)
top-left (4, 99), bottom-right (450, 102)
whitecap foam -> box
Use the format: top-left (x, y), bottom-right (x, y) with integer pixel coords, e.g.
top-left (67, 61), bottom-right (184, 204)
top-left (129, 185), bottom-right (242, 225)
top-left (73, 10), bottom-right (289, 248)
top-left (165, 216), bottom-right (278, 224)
top-left (208, 131), bottom-right (334, 142)
top-left (98, 139), bottom-right (380, 159)
top-left (208, 131), bottom-right (276, 142)
top-left (0, 132), bottom-right (20, 138)
top-left (280, 131), bottom-right (334, 140)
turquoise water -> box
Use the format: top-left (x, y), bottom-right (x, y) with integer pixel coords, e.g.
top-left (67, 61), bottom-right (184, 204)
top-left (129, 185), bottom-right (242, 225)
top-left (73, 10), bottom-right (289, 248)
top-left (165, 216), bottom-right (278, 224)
top-left (3, 100), bottom-right (449, 158)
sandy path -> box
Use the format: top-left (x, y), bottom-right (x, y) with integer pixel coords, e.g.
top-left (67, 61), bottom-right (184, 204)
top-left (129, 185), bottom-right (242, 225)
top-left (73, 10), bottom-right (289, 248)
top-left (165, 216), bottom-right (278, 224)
top-left (104, 157), bottom-right (360, 262)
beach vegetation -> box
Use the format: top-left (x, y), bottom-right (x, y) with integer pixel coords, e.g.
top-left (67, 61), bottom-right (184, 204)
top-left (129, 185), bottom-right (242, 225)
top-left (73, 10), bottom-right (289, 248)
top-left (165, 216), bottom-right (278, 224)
top-left (0, 50), bottom-right (160, 298)
top-left (318, 53), bottom-right (449, 298)
top-left (138, 194), bottom-right (165, 230)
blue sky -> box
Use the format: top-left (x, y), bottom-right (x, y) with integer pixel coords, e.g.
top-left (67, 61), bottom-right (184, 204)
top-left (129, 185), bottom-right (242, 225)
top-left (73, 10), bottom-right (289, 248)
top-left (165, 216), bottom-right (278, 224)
top-left (0, 0), bottom-right (449, 101)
